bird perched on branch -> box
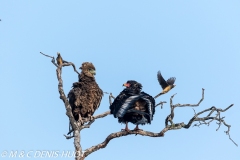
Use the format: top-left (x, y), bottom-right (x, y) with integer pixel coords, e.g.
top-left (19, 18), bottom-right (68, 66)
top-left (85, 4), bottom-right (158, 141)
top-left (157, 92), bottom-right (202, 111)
top-left (68, 62), bottom-right (103, 124)
top-left (110, 80), bottom-right (155, 132)
top-left (56, 52), bottom-right (68, 66)
top-left (154, 71), bottom-right (176, 98)
top-left (56, 52), bottom-right (63, 65)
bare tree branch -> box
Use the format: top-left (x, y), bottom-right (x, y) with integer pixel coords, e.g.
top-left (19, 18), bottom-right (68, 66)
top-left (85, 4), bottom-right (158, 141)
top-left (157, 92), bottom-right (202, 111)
top-left (56, 64), bottom-right (83, 160)
top-left (154, 93), bottom-right (162, 99)
top-left (165, 88), bottom-right (205, 127)
top-left (68, 110), bottom-right (111, 135)
top-left (79, 110), bottom-right (111, 124)
top-left (80, 120), bottom-right (95, 130)
top-left (41, 52), bottom-right (82, 160)
top-left (155, 101), bottom-right (167, 109)
top-left (172, 88), bottom-right (205, 108)
top-left (187, 104), bottom-right (237, 146)
top-left (40, 52), bottom-right (58, 67)
top-left (40, 51), bottom-right (54, 59)
top-left (40, 52), bottom-right (80, 75)
top-left (108, 93), bottom-right (115, 105)
top-left (41, 52), bottom-right (237, 160)
top-left (61, 62), bottom-right (80, 75)
top-left (82, 130), bottom-right (164, 158)
top-left (80, 111), bottom-right (113, 130)
top-left (81, 89), bottom-right (237, 159)
top-left (94, 111), bottom-right (111, 119)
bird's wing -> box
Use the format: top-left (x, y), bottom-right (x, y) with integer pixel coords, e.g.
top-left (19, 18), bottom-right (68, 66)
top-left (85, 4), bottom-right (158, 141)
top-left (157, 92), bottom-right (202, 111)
top-left (68, 83), bottom-right (84, 108)
top-left (109, 91), bottom-right (129, 116)
top-left (141, 92), bottom-right (155, 122)
top-left (157, 71), bottom-right (168, 89)
top-left (93, 86), bottom-right (103, 112)
top-left (110, 90), bottom-right (143, 118)
top-left (166, 77), bottom-right (176, 85)
top-left (115, 95), bottom-right (143, 118)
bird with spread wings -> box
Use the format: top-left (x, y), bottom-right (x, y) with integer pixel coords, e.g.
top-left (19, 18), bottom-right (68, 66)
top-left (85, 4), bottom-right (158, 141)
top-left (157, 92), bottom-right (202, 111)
top-left (154, 71), bottom-right (176, 98)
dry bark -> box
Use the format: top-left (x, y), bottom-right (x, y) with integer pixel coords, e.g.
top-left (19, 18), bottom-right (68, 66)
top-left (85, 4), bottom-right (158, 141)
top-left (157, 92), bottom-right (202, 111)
top-left (41, 52), bottom-right (237, 160)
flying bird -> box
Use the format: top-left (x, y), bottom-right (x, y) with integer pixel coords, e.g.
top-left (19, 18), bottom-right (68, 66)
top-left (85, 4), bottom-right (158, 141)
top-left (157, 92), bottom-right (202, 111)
top-left (154, 71), bottom-right (176, 98)
top-left (110, 80), bottom-right (155, 132)
top-left (68, 62), bottom-right (103, 124)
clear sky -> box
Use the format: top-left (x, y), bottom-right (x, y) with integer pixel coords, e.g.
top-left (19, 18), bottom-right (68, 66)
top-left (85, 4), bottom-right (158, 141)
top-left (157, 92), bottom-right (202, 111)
top-left (0, 0), bottom-right (239, 160)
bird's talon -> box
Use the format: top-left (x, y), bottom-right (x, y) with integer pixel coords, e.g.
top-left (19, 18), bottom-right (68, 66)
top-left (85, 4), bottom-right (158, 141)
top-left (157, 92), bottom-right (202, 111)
top-left (78, 119), bottom-right (84, 125)
top-left (134, 128), bottom-right (143, 131)
top-left (90, 116), bottom-right (94, 121)
top-left (121, 129), bottom-right (130, 132)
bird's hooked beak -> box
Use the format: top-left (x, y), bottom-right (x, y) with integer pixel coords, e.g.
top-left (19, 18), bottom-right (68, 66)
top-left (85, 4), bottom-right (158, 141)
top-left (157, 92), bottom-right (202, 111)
top-left (90, 70), bottom-right (96, 75)
top-left (123, 83), bottom-right (130, 87)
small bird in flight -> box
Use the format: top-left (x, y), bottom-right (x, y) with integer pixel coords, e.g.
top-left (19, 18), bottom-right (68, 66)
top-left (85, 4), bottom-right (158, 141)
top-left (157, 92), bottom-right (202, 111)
top-left (154, 71), bottom-right (176, 98)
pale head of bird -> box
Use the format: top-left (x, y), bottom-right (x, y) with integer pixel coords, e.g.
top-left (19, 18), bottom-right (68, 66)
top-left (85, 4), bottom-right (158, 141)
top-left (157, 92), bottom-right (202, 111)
top-left (57, 52), bottom-right (60, 56)
top-left (80, 62), bottom-right (96, 78)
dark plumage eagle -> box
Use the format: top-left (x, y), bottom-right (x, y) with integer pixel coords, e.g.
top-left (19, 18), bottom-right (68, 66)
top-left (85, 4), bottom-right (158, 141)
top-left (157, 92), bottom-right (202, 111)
top-left (68, 62), bottom-right (103, 123)
top-left (110, 80), bottom-right (155, 131)
top-left (155, 71), bottom-right (176, 98)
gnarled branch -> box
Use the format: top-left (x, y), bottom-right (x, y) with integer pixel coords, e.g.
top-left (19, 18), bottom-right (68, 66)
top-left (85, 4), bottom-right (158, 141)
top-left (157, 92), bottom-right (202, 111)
top-left (41, 52), bottom-right (237, 160)
top-left (81, 89), bottom-right (237, 159)
top-left (41, 52), bottom-right (82, 160)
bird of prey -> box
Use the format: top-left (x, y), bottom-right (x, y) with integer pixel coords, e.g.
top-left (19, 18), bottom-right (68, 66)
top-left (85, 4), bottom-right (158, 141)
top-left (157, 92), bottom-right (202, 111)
top-left (154, 71), bottom-right (176, 98)
top-left (68, 62), bottom-right (103, 124)
top-left (110, 80), bottom-right (155, 132)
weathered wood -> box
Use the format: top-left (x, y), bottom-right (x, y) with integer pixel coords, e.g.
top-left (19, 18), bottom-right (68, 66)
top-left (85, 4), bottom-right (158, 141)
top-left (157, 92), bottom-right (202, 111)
top-left (40, 52), bottom-right (237, 160)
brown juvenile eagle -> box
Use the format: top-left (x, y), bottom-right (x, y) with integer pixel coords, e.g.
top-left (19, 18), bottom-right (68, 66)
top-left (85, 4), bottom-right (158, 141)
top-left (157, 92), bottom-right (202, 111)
top-left (110, 80), bottom-right (155, 132)
top-left (68, 62), bottom-right (103, 123)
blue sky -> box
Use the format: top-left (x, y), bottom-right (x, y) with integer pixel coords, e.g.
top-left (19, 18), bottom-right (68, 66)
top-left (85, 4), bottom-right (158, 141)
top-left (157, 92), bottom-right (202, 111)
top-left (0, 0), bottom-right (239, 160)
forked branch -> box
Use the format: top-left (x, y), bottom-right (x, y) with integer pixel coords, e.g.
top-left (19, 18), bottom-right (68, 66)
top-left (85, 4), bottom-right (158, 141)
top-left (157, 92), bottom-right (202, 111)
top-left (41, 52), bottom-right (82, 159)
top-left (40, 52), bottom-right (80, 75)
top-left (41, 52), bottom-right (237, 160)
top-left (41, 52), bottom-right (112, 160)
top-left (80, 89), bottom-right (237, 159)
top-left (165, 88), bottom-right (204, 126)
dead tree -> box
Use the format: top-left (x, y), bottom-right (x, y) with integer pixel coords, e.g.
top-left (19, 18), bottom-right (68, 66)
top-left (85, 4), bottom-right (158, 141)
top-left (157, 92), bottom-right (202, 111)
top-left (40, 52), bottom-right (237, 160)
